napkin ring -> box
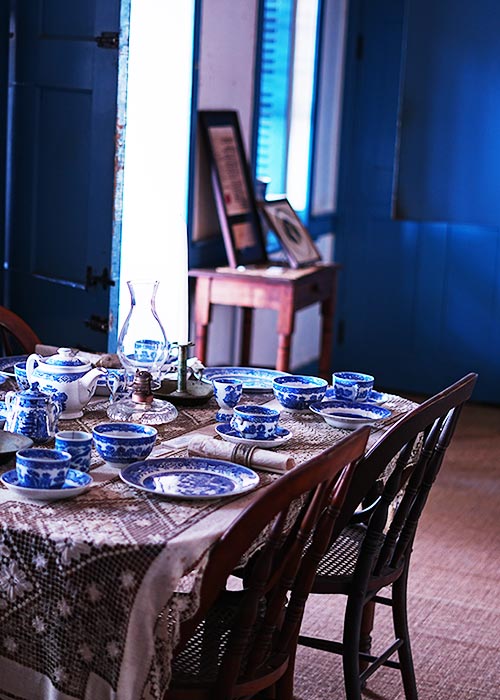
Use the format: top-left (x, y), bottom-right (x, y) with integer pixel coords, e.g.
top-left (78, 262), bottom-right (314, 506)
top-left (231, 444), bottom-right (258, 468)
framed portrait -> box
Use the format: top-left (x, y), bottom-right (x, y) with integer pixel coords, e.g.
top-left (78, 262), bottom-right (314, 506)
top-left (259, 197), bottom-right (322, 268)
top-left (198, 110), bottom-right (268, 268)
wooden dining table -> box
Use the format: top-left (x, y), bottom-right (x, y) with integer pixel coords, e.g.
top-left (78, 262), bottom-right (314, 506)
top-left (0, 369), bottom-right (417, 700)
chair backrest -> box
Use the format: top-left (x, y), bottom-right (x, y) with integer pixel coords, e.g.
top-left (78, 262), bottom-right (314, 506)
top-left (173, 427), bottom-right (370, 697)
top-left (335, 373), bottom-right (478, 591)
top-left (0, 306), bottom-right (41, 355)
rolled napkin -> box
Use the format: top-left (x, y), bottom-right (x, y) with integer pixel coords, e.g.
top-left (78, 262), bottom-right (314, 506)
top-left (187, 435), bottom-right (295, 474)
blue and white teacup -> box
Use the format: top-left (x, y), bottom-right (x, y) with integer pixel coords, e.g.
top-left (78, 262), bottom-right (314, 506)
top-left (212, 377), bottom-right (243, 422)
top-left (16, 447), bottom-right (72, 489)
top-left (55, 430), bottom-right (93, 473)
top-left (105, 368), bottom-right (134, 403)
top-left (14, 361), bottom-right (30, 390)
top-left (230, 404), bottom-right (280, 440)
top-left (332, 371), bottom-right (374, 403)
top-left (134, 339), bottom-right (161, 363)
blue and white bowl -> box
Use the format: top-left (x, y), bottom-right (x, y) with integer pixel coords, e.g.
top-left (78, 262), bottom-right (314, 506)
top-left (273, 375), bottom-right (328, 411)
top-left (92, 422), bottom-right (157, 467)
top-left (16, 447), bottom-right (72, 489)
top-left (230, 404), bottom-right (280, 440)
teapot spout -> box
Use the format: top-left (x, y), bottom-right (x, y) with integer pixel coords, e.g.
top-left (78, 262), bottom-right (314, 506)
top-left (79, 367), bottom-right (106, 402)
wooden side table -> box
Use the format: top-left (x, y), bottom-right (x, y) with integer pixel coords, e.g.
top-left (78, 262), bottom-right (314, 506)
top-left (189, 264), bottom-right (340, 379)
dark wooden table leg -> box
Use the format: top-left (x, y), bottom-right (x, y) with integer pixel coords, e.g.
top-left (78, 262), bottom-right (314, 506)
top-left (240, 307), bottom-right (253, 366)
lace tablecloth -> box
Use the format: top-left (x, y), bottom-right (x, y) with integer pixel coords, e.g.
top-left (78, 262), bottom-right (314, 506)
top-left (0, 385), bottom-right (416, 700)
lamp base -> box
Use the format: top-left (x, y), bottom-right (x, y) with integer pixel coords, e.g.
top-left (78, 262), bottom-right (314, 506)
top-left (153, 378), bottom-right (213, 407)
top-left (106, 396), bottom-right (178, 424)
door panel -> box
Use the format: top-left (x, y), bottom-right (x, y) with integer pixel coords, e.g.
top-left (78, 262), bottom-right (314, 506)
top-left (335, 0), bottom-right (498, 402)
top-left (5, 0), bottom-right (121, 350)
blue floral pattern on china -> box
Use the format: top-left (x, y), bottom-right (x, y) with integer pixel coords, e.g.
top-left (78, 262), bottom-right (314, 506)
top-left (1, 468), bottom-right (92, 500)
top-left (93, 422), bottom-right (157, 465)
top-left (272, 375), bottom-right (328, 410)
top-left (26, 348), bottom-right (105, 418)
top-left (16, 448), bottom-right (72, 489)
top-left (310, 399), bottom-right (391, 429)
top-left (215, 422), bottom-right (293, 448)
top-left (230, 405), bottom-right (280, 439)
top-left (4, 383), bottom-right (61, 443)
top-left (120, 457), bottom-right (259, 499)
top-left (202, 367), bottom-right (290, 392)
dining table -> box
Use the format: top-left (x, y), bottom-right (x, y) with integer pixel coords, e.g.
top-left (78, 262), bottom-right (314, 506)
top-left (0, 361), bottom-right (418, 700)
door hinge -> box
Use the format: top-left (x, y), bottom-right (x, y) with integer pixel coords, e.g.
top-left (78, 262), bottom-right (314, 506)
top-left (86, 266), bottom-right (115, 291)
top-left (85, 315), bottom-right (109, 334)
top-left (95, 31), bottom-right (119, 49)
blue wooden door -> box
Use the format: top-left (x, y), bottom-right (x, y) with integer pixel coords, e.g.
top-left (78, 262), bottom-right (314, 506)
top-left (4, 0), bottom-right (122, 351)
top-left (334, 0), bottom-right (499, 403)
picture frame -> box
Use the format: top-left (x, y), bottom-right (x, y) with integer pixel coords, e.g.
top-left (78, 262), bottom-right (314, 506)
top-left (259, 197), bottom-right (322, 268)
top-left (198, 110), bottom-right (268, 268)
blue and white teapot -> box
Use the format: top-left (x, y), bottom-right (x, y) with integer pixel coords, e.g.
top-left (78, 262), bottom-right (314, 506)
top-left (26, 347), bottom-right (105, 419)
top-left (4, 383), bottom-right (61, 444)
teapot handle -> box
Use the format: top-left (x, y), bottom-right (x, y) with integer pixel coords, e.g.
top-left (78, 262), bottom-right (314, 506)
top-left (26, 353), bottom-right (41, 383)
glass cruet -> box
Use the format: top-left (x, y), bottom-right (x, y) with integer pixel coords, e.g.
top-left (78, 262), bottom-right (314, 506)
top-left (116, 280), bottom-right (170, 386)
top-left (107, 279), bottom-right (178, 424)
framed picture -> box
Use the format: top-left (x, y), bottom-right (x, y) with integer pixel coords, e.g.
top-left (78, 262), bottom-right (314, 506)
top-left (259, 198), bottom-right (322, 268)
top-left (198, 110), bottom-right (268, 268)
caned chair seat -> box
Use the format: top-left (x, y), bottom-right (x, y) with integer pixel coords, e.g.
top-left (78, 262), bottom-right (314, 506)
top-left (314, 524), bottom-right (366, 584)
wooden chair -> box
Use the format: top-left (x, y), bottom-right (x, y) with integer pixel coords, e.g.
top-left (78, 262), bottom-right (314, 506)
top-left (164, 427), bottom-right (371, 700)
top-left (298, 372), bottom-right (478, 700)
top-left (0, 305), bottom-right (41, 355)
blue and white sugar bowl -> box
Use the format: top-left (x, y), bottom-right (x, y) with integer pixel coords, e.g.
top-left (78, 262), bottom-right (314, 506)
top-left (26, 347), bottom-right (105, 419)
top-left (4, 383), bottom-right (61, 444)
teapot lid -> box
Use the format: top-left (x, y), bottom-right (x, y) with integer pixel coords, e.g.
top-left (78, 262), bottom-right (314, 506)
top-left (43, 347), bottom-right (89, 368)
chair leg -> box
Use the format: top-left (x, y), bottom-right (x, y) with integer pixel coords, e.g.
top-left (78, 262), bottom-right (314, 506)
top-left (275, 645), bottom-right (296, 700)
top-left (392, 569), bottom-right (418, 700)
top-left (359, 600), bottom-right (375, 672)
top-left (342, 594), bottom-right (364, 700)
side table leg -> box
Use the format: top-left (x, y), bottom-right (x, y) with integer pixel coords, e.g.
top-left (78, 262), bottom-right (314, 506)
top-left (319, 293), bottom-right (335, 380)
top-left (193, 278), bottom-right (212, 364)
top-left (277, 334), bottom-right (292, 373)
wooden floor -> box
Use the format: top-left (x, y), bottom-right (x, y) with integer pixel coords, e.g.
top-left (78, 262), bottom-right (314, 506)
top-left (293, 399), bottom-right (500, 699)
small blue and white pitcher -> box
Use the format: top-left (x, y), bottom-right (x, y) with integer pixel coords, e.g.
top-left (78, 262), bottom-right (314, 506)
top-left (4, 383), bottom-right (61, 444)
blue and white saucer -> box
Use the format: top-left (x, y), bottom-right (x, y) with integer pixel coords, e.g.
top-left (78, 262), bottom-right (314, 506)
top-left (324, 387), bottom-right (388, 405)
top-left (120, 457), bottom-right (260, 499)
top-left (215, 423), bottom-right (293, 448)
top-left (1, 468), bottom-right (93, 501)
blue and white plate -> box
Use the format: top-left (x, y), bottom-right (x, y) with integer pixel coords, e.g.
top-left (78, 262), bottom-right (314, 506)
top-left (202, 367), bottom-right (290, 392)
top-left (1, 468), bottom-right (92, 501)
top-left (215, 423), bottom-right (293, 448)
top-left (120, 457), bottom-right (260, 499)
top-left (324, 387), bottom-right (388, 405)
top-left (310, 400), bottom-right (392, 430)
